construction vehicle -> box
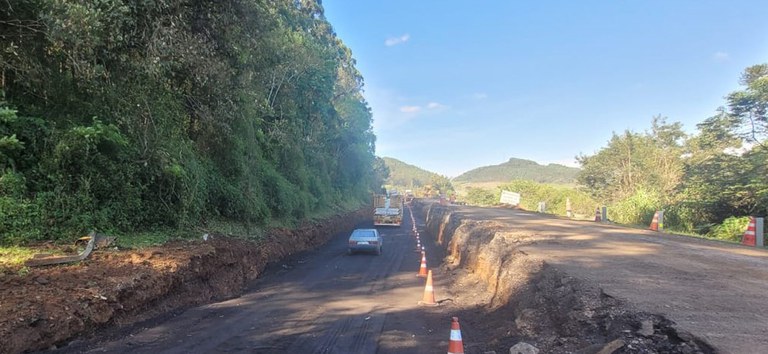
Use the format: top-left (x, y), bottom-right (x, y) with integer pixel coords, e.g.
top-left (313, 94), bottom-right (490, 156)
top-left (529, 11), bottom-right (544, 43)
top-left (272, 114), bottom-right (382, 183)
top-left (404, 190), bottom-right (414, 203)
top-left (373, 192), bottom-right (403, 226)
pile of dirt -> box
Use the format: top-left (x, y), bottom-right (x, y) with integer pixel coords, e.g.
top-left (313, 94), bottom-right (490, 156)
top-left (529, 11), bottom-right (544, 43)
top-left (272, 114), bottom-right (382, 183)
top-left (0, 208), bottom-right (369, 354)
top-left (420, 203), bottom-right (715, 354)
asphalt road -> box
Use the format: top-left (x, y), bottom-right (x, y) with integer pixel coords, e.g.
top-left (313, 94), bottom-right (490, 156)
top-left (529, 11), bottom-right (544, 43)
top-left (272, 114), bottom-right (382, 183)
top-left (63, 208), bottom-right (457, 354)
top-left (448, 206), bottom-right (768, 354)
top-left (54, 204), bottom-right (768, 353)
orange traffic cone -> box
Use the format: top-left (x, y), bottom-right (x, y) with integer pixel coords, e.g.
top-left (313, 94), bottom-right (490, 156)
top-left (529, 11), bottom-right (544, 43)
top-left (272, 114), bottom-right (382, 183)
top-left (742, 216), bottom-right (757, 246)
top-left (447, 317), bottom-right (464, 354)
top-left (649, 211), bottom-right (660, 231)
top-left (594, 207), bottom-right (602, 222)
top-left (418, 252), bottom-right (428, 277)
top-left (418, 270), bottom-right (438, 306)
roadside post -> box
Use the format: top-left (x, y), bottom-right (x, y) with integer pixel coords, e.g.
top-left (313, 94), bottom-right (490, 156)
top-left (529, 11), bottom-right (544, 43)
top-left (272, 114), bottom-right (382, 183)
top-left (756, 217), bottom-right (765, 248)
top-left (658, 210), bottom-right (664, 230)
top-left (566, 198), bottom-right (572, 218)
top-left (601, 206), bottom-right (608, 223)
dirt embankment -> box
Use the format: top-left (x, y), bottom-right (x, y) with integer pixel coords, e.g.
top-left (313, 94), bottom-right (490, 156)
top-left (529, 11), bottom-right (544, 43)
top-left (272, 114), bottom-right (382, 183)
top-left (0, 209), bottom-right (370, 354)
top-left (421, 203), bottom-right (715, 354)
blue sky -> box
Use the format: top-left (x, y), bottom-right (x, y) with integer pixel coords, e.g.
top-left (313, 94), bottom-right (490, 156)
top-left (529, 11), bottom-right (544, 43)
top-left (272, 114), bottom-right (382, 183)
top-left (322, 1), bottom-right (768, 177)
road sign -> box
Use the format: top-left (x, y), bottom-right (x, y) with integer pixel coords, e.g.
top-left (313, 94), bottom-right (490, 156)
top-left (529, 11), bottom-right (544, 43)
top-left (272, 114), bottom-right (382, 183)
top-left (500, 191), bottom-right (521, 205)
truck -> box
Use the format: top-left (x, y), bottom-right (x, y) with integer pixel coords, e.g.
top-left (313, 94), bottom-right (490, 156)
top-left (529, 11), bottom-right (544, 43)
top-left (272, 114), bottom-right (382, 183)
top-left (373, 193), bottom-right (403, 226)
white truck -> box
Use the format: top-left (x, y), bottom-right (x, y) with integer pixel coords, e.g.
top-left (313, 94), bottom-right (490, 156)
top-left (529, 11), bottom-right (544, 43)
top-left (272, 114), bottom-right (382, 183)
top-left (373, 193), bottom-right (403, 226)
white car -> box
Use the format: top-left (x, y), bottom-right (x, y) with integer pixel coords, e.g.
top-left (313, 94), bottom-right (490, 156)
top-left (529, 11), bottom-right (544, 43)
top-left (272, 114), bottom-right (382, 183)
top-left (348, 229), bottom-right (382, 255)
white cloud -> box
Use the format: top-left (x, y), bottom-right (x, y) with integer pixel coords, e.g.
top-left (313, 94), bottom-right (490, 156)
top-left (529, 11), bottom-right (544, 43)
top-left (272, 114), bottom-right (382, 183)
top-left (400, 105), bottom-right (421, 113)
top-left (713, 51), bottom-right (730, 62)
top-left (385, 34), bottom-right (410, 47)
top-left (426, 102), bottom-right (447, 109)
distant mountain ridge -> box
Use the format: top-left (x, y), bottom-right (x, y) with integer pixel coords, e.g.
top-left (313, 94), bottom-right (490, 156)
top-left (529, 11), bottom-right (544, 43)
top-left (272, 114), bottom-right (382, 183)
top-left (453, 157), bottom-right (580, 184)
top-left (382, 157), bottom-right (446, 188)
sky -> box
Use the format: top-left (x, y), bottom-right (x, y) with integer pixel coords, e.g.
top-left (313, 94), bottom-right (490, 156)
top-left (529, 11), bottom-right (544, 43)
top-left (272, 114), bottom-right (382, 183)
top-left (321, 0), bottom-right (768, 177)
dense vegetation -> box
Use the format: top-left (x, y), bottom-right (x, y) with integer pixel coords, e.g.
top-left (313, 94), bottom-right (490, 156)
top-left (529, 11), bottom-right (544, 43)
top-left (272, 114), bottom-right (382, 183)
top-left (454, 157), bottom-right (580, 184)
top-left (578, 64), bottom-right (768, 240)
top-left (464, 180), bottom-right (596, 216)
top-left (382, 157), bottom-right (453, 196)
top-left (0, 0), bottom-right (383, 245)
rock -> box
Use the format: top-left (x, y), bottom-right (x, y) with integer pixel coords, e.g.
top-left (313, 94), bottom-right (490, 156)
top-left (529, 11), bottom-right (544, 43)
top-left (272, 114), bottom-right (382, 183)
top-left (35, 277), bottom-right (50, 285)
top-left (595, 339), bottom-right (624, 354)
top-left (681, 343), bottom-right (696, 354)
top-left (676, 330), bottom-right (694, 342)
top-left (509, 342), bottom-right (539, 354)
top-left (638, 320), bottom-right (654, 336)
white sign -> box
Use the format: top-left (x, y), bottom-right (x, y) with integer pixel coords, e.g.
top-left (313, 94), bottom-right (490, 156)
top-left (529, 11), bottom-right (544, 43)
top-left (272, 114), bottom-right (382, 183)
top-left (500, 190), bottom-right (521, 205)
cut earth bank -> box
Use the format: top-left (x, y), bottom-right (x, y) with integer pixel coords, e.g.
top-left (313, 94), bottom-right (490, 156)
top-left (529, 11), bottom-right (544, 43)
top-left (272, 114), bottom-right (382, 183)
top-left (0, 209), bottom-right (371, 354)
top-left (419, 201), bottom-right (714, 354)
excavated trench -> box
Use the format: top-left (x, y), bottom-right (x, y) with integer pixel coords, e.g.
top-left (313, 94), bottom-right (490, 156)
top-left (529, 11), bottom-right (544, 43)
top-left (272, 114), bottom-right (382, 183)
top-left (420, 202), bottom-right (715, 353)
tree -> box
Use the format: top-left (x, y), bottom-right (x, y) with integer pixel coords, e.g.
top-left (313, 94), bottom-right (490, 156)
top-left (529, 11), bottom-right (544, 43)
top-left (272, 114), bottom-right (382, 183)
top-left (726, 64), bottom-right (768, 145)
top-left (577, 117), bottom-right (685, 204)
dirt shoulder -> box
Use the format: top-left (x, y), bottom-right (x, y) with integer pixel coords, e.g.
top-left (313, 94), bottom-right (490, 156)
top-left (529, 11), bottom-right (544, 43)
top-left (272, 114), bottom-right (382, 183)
top-left (0, 209), bottom-right (370, 354)
top-left (424, 202), bottom-right (768, 353)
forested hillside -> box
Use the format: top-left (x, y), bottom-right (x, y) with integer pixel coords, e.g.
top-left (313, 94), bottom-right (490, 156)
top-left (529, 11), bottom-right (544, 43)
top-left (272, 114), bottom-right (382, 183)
top-left (383, 157), bottom-right (453, 196)
top-left (578, 64), bottom-right (768, 239)
top-left (454, 157), bottom-right (579, 184)
top-left (0, 0), bottom-right (384, 245)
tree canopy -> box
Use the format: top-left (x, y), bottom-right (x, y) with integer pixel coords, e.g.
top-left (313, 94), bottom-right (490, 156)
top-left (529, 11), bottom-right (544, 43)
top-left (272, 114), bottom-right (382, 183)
top-left (577, 65), bottom-right (768, 235)
top-left (0, 0), bottom-right (381, 244)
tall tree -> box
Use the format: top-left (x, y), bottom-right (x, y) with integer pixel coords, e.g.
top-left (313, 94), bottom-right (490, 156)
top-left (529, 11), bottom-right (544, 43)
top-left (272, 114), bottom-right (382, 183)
top-left (726, 63), bottom-right (768, 145)
top-left (577, 117), bottom-right (685, 203)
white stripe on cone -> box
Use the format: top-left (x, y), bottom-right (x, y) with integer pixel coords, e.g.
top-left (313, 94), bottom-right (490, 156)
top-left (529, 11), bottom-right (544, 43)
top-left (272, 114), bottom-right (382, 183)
top-left (450, 329), bottom-right (462, 341)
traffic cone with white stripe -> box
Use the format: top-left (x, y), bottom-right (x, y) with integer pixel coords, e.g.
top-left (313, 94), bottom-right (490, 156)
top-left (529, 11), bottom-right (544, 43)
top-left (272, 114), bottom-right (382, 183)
top-left (594, 207), bottom-right (602, 222)
top-left (447, 317), bottom-right (464, 354)
top-left (418, 251), bottom-right (428, 277)
top-left (649, 211), bottom-right (660, 231)
top-left (418, 270), bottom-right (438, 306)
top-left (742, 216), bottom-right (757, 246)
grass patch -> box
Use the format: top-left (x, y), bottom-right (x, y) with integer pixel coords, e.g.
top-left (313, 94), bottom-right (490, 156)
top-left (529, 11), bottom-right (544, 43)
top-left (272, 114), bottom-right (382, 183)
top-left (0, 246), bottom-right (38, 268)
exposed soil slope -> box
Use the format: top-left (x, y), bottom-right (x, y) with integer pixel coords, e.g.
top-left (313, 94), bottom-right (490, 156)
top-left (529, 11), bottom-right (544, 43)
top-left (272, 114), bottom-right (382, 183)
top-left (0, 209), bottom-right (369, 354)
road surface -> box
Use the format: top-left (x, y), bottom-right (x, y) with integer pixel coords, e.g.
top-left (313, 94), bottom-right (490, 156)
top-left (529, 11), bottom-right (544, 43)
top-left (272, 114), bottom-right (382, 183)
top-left (57, 209), bottom-right (458, 353)
top-left (54, 204), bottom-right (768, 353)
top-left (449, 206), bottom-right (768, 353)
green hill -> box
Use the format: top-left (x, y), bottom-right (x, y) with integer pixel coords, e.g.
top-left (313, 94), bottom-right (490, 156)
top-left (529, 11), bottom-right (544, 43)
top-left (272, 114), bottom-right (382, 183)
top-left (382, 157), bottom-right (451, 192)
top-left (454, 158), bottom-right (580, 184)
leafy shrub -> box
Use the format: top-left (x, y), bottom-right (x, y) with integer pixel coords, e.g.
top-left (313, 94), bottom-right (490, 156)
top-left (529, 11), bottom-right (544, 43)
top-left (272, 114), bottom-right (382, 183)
top-left (607, 188), bottom-right (661, 225)
top-left (465, 187), bottom-right (498, 206)
top-left (706, 216), bottom-right (750, 242)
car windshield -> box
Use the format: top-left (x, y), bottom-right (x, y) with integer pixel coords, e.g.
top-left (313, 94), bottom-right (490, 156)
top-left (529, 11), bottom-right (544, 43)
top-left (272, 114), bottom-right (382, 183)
top-left (351, 230), bottom-right (376, 239)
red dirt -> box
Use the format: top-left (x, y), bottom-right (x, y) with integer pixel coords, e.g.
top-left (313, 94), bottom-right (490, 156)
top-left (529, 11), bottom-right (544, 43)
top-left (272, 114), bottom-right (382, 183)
top-left (0, 209), bottom-right (369, 354)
